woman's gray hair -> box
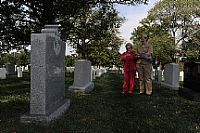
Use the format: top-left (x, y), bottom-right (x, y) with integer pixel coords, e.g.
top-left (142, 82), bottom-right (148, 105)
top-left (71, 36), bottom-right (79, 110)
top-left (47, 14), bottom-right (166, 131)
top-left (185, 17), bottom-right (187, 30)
top-left (139, 34), bottom-right (149, 40)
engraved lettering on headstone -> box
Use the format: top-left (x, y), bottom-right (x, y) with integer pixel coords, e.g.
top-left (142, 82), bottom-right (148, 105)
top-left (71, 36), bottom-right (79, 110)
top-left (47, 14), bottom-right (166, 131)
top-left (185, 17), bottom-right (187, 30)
top-left (54, 38), bottom-right (61, 55)
top-left (20, 25), bottom-right (70, 124)
top-left (54, 67), bottom-right (62, 75)
top-left (32, 39), bottom-right (42, 45)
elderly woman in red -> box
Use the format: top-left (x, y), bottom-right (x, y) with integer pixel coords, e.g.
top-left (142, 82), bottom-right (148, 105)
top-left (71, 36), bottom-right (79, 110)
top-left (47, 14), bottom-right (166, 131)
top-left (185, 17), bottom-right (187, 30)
top-left (120, 43), bottom-right (137, 95)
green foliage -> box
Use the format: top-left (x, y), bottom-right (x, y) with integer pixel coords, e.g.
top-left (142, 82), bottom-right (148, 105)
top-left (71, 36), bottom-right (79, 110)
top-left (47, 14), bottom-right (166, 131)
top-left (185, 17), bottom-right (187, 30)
top-left (85, 31), bottom-right (123, 67)
top-left (0, 51), bottom-right (30, 67)
top-left (64, 5), bottom-right (124, 59)
top-left (131, 22), bottom-right (176, 64)
top-left (148, 0), bottom-right (200, 60)
top-left (0, 53), bottom-right (6, 66)
top-left (149, 33), bottom-right (176, 64)
top-left (65, 55), bottom-right (78, 67)
top-left (62, 5), bottom-right (124, 66)
top-left (131, 0), bottom-right (200, 63)
top-left (0, 53), bottom-right (16, 65)
top-left (181, 30), bottom-right (200, 61)
top-left (15, 51), bottom-right (30, 66)
top-left (0, 0), bottom-right (147, 52)
top-left (0, 0), bottom-right (31, 52)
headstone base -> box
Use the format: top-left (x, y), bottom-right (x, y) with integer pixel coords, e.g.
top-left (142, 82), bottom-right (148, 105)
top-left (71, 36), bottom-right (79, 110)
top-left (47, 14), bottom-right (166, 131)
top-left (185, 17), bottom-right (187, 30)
top-left (20, 99), bottom-right (70, 124)
top-left (69, 82), bottom-right (94, 93)
top-left (161, 82), bottom-right (179, 90)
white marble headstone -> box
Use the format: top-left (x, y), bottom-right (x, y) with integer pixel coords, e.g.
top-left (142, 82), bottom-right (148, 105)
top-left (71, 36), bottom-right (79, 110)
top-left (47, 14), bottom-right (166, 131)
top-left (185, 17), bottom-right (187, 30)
top-left (0, 68), bottom-right (7, 79)
top-left (69, 59), bottom-right (94, 92)
top-left (161, 63), bottom-right (179, 90)
top-left (17, 66), bottom-right (23, 78)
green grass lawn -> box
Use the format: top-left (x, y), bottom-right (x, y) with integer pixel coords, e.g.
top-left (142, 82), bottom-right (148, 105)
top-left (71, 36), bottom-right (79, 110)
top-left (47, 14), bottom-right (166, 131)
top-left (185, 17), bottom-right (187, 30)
top-left (0, 72), bottom-right (200, 133)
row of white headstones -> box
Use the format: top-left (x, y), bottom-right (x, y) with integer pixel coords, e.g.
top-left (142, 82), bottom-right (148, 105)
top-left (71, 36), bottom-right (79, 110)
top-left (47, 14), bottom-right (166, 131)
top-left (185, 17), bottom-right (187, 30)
top-left (151, 68), bottom-right (184, 82)
top-left (0, 65), bottom-right (109, 80)
top-left (0, 65), bottom-right (29, 79)
top-left (66, 66), bottom-right (108, 80)
top-left (0, 64), bottom-right (183, 83)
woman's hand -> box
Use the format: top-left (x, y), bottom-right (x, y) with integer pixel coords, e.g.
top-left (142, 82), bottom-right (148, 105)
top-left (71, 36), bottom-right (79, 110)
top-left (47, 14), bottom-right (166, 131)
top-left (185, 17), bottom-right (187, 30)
top-left (125, 53), bottom-right (131, 58)
top-left (135, 54), bottom-right (141, 59)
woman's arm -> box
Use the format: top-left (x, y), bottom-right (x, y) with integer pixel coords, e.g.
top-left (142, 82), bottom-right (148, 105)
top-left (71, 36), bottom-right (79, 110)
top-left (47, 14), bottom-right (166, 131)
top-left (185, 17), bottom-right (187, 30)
top-left (120, 52), bottom-right (126, 62)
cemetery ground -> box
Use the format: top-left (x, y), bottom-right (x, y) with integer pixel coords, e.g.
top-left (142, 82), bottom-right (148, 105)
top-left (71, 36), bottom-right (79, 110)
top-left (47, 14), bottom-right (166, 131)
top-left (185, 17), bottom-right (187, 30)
top-left (0, 72), bottom-right (200, 133)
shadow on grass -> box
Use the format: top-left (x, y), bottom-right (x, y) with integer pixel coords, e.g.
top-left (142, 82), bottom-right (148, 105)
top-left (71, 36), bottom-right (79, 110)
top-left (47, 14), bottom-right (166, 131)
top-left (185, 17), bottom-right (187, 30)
top-left (0, 72), bottom-right (30, 97)
top-left (0, 72), bottom-right (200, 133)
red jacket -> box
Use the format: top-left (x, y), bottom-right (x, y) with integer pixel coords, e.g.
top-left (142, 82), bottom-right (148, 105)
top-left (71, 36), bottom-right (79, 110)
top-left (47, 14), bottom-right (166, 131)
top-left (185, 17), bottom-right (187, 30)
top-left (120, 50), bottom-right (137, 72)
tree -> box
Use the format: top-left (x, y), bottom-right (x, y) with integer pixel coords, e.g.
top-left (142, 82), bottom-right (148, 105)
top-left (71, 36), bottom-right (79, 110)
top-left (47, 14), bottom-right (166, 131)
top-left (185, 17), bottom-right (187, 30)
top-left (0, 52), bottom-right (16, 65)
top-left (65, 5), bottom-right (124, 59)
top-left (131, 0), bottom-right (200, 63)
top-left (0, 0), bottom-right (31, 52)
top-left (0, 0), bottom-right (147, 52)
top-left (16, 51), bottom-right (30, 66)
top-left (65, 55), bottom-right (78, 67)
top-left (181, 30), bottom-right (200, 61)
top-left (130, 18), bottom-right (176, 64)
top-left (149, 33), bottom-right (176, 64)
top-left (0, 53), bottom-right (6, 66)
top-left (148, 0), bottom-right (200, 49)
top-left (87, 32), bottom-right (123, 67)
top-left (0, 0), bottom-right (86, 52)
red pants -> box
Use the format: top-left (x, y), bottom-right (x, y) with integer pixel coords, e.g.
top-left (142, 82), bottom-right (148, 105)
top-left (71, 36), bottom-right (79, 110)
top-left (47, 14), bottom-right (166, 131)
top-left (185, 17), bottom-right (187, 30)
top-left (122, 71), bottom-right (136, 93)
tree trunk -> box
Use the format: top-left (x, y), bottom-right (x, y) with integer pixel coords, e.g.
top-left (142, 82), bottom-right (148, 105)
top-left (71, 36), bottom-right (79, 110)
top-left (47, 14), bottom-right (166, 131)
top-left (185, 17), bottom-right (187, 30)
top-left (81, 39), bottom-right (86, 59)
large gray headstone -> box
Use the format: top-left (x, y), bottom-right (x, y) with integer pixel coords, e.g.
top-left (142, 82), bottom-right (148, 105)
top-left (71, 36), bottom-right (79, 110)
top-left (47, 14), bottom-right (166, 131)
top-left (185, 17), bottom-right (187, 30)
top-left (69, 59), bottom-right (94, 92)
top-left (161, 63), bottom-right (179, 90)
top-left (21, 25), bottom-right (70, 124)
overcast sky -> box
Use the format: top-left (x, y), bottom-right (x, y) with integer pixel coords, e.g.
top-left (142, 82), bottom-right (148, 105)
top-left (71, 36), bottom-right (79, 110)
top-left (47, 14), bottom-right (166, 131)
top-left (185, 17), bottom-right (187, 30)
top-left (66, 0), bottom-right (159, 55)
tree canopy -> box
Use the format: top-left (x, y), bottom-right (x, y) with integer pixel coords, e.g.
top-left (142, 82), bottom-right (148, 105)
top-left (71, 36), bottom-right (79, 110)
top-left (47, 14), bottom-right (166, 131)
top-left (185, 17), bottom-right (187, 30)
top-left (130, 0), bottom-right (200, 63)
top-left (1, 0), bottom-right (149, 66)
top-left (64, 5), bottom-right (124, 59)
top-left (0, 0), bottom-right (148, 52)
